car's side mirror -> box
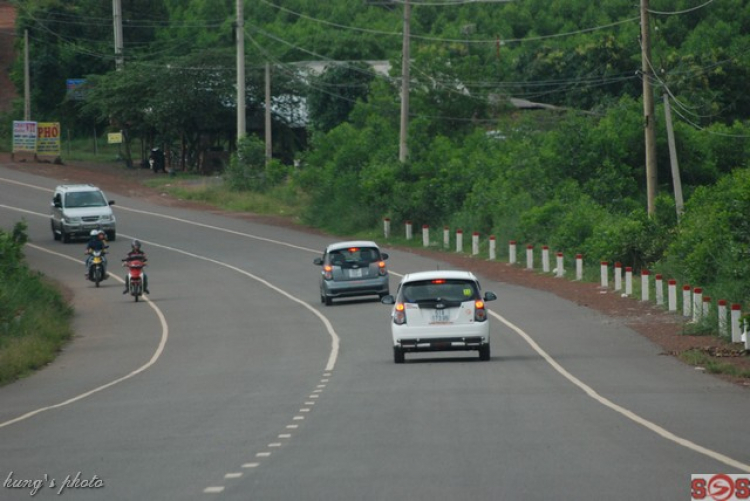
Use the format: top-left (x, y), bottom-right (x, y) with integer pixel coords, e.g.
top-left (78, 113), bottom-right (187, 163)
top-left (313, 257), bottom-right (324, 266)
top-left (380, 295), bottom-right (395, 305)
top-left (484, 291), bottom-right (497, 302)
top-left (381, 252), bottom-right (389, 260)
top-left (52, 200), bottom-right (62, 208)
top-left (108, 200), bottom-right (115, 206)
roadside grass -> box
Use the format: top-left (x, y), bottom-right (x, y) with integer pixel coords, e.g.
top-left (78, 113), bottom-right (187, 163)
top-left (0, 270), bottom-right (73, 386)
top-left (679, 349), bottom-right (750, 378)
top-left (142, 175), bottom-right (307, 220)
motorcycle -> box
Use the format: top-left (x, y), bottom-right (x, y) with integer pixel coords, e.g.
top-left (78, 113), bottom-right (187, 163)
top-left (87, 249), bottom-right (108, 287)
top-left (124, 257), bottom-right (147, 302)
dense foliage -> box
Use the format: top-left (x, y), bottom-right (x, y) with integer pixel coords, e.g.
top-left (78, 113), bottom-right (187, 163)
top-left (6, 0), bottom-right (750, 308)
top-left (0, 222), bottom-right (73, 386)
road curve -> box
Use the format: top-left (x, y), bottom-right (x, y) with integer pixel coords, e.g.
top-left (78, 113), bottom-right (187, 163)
top-left (1, 165), bottom-right (749, 501)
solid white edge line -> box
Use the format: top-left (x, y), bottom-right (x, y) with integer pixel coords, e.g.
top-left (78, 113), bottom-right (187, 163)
top-left (0, 243), bottom-right (169, 429)
top-left (490, 309), bottom-right (750, 472)
top-left (7, 177), bottom-right (745, 472)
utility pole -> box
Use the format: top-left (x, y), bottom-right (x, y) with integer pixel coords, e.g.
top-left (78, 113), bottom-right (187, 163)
top-left (112, 0), bottom-right (123, 70)
top-left (265, 62), bottom-right (272, 162)
top-left (663, 93), bottom-right (684, 220)
top-left (641, 0), bottom-right (657, 216)
top-left (24, 29), bottom-right (30, 120)
top-left (236, 0), bottom-right (246, 140)
top-left (399, 0), bottom-right (410, 163)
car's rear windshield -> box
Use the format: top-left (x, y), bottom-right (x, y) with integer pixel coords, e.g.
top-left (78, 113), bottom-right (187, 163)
top-left (401, 279), bottom-right (479, 303)
top-left (65, 191), bottom-right (106, 208)
top-left (328, 247), bottom-right (380, 265)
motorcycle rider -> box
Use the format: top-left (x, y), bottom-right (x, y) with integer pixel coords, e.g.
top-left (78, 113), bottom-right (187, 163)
top-left (85, 229), bottom-right (109, 278)
top-left (148, 147), bottom-right (166, 173)
top-left (122, 239), bottom-right (150, 294)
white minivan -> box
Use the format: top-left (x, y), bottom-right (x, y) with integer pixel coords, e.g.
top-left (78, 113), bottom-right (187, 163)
top-left (50, 184), bottom-right (116, 243)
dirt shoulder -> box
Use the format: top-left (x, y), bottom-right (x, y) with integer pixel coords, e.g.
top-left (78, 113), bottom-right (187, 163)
top-left (2, 152), bottom-right (749, 387)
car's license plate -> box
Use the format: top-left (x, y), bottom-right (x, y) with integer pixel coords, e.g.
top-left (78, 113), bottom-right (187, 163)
top-left (349, 268), bottom-right (363, 278)
top-left (432, 309), bottom-right (450, 322)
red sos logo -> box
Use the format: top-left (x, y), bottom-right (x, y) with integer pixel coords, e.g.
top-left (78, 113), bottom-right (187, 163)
top-left (692, 474), bottom-right (750, 501)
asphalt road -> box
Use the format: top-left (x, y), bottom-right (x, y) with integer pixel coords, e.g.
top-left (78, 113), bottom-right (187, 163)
top-left (1, 164), bottom-right (749, 501)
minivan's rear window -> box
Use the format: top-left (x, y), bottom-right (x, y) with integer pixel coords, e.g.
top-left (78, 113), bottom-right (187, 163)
top-left (329, 247), bottom-right (380, 265)
top-left (401, 279), bottom-right (478, 303)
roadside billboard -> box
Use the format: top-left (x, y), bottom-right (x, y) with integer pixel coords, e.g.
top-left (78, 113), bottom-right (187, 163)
top-left (12, 121), bottom-right (36, 153)
top-left (11, 121), bottom-right (61, 156)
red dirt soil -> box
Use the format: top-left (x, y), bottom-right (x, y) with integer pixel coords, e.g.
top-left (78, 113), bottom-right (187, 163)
top-left (0, 0), bottom-right (18, 113)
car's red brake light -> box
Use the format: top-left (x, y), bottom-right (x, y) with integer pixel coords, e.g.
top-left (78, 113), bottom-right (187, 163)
top-left (378, 261), bottom-right (387, 276)
top-left (474, 300), bottom-right (487, 322)
top-left (394, 303), bottom-right (406, 325)
top-left (431, 279), bottom-right (446, 284)
top-left (323, 265), bottom-right (333, 280)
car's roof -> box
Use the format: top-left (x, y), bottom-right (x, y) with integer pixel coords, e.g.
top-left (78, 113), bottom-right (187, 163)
top-left (326, 240), bottom-right (380, 252)
top-left (401, 270), bottom-right (478, 283)
top-left (55, 184), bottom-right (102, 193)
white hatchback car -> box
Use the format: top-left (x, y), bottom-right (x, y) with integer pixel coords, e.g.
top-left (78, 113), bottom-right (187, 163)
top-left (381, 270), bottom-right (497, 363)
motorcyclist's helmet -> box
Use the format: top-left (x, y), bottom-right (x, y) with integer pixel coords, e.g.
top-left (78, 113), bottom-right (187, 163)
top-left (90, 229), bottom-right (99, 237)
top-left (97, 230), bottom-right (106, 239)
top-left (131, 239), bottom-right (141, 250)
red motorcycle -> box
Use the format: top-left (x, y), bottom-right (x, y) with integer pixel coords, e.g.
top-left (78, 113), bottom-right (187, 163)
top-left (123, 257), bottom-right (147, 302)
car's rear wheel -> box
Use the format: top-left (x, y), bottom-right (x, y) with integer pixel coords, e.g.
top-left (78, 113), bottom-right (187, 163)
top-left (51, 221), bottom-right (60, 241)
top-left (324, 295), bottom-right (332, 306)
top-left (61, 228), bottom-right (71, 243)
top-left (393, 346), bottom-right (405, 364)
top-left (479, 344), bottom-right (491, 361)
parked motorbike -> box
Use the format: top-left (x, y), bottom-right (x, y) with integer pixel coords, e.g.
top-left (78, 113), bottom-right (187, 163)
top-left (124, 257), bottom-right (147, 302)
top-left (87, 249), bottom-right (107, 287)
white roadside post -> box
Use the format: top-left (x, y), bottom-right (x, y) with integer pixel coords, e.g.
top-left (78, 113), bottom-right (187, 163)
top-left (405, 220), bottom-right (413, 240)
top-left (692, 287), bottom-right (703, 322)
top-left (600, 261), bottom-right (608, 288)
top-left (718, 299), bottom-right (728, 338)
top-left (641, 269), bottom-right (650, 302)
top-left (625, 267), bottom-right (633, 296)
top-left (575, 254), bottom-right (583, 281)
top-left (443, 226), bottom-right (450, 249)
top-left (489, 235), bottom-right (496, 260)
top-left (731, 304), bottom-right (742, 344)
top-left (509, 241), bottom-right (517, 264)
top-left (472, 232), bottom-right (479, 256)
top-left (526, 245), bottom-right (534, 270)
top-left (668, 280), bottom-right (677, 312)
top-left (702, 296), bottom-right (711, 321)
top-left (542, 246), bottom-right (550, 273)
top-left (383, 218), bottom-right (390, 239)
top-left (614, 262), bottom-right (622, 291)
top-left (655, 274), bottom-right (664, 306)
top-left (422, 224), bottom-right (429, 247)
top-left (682, 285), bottom-right (692, 317)
top-left (556, 252), bottom-right (564, 278)
top-left (456, 229), bottom-right (463, 253)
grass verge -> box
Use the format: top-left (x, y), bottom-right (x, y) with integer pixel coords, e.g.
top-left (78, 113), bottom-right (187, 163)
top-left (0, 270), bottom-right (73, 386)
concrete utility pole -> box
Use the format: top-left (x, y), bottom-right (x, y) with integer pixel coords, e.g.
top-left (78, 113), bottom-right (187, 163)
top-left (236, 0), bottom-right (246, 140)
top-left (641, 0), bottom-right (657, 216)
top-left (265, 62), bottom-right (272, 162)
top-left (399, 0), bottom-right (410, 163)
top-left (112, 0), bottom-right (124, 70)
top-left (663, 93), bottom-right (684, 220)
top-left (24, 29), bottom-right (30, 120)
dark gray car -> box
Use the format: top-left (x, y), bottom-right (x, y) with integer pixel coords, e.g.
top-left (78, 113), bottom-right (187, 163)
top-left (314, 240), bottom-right (389, 306)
